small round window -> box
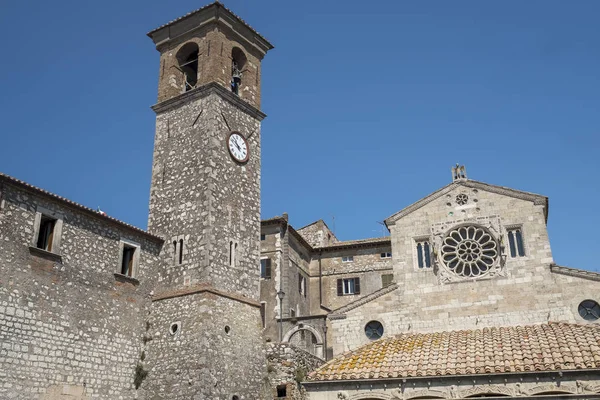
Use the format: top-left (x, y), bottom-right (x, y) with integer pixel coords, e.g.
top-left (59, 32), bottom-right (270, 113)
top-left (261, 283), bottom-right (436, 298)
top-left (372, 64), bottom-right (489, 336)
top-left (169, 322), bottom-right (180, 335)
top-left (365, 321), bottom-right (384, 340)
top-left (578, 300), bottom-right (600, 321)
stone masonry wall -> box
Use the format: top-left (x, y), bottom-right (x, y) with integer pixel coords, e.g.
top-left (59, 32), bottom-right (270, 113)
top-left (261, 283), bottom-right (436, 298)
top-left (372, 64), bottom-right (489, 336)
top-left (329, 185), bottom-right (600, 355)
top-left (0, 182), bottom-right (161, 399)
top-left (148, 90), bottom-right (262, 300)
top-left (318, 247), bottom-right (393, 311)
top-left (142, 293), bottom-right (267, 399)
top-left (266, 342), bottom-right (324, 400)
top-left (155, 26), bottom-right (263, 109)
top-left (296, 221), bottom-right (337, 248)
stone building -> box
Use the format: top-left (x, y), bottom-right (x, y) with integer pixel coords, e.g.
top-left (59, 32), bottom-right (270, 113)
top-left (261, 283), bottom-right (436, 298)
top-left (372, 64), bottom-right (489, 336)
top-left (1, 2), bottom-right (599, 400)
top-left (1, 2), bottom-right (279, 399)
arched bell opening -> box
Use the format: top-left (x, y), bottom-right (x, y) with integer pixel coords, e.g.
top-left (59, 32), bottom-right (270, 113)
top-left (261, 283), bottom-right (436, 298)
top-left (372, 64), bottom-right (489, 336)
top-left (231, 47), bottom-right (247, 95)
top-left (176, 42), bottom-right (199, 92)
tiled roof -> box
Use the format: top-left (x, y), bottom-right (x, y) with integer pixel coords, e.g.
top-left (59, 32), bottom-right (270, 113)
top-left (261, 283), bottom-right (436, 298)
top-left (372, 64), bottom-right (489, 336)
top-left (308, 323), bottom-right (600, 381)
top-left (0, 172), bottom-right (163, 242)
top-left (147, 1), bottom-right (273, 48)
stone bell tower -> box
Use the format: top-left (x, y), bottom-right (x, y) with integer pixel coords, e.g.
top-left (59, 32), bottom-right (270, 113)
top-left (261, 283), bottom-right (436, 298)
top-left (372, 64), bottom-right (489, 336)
top-left (144, 2), bottom-right (273, 398)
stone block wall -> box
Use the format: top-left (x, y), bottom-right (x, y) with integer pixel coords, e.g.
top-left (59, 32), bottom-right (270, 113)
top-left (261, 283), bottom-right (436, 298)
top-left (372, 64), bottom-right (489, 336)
top-left (318, 247), bottom-right (393, 311)
top-left (266, 342), bottom-right (324, 400)
top-left (328, 185), bottom-right (600, 355)
top-left (0, 181), bottom-right (161, 399)
top-left (149, 90), bottom-right (263, 300)
top-left (142, 292), bottom-right (267, 399)
top-left (154, 24), bottom-right (264, 109)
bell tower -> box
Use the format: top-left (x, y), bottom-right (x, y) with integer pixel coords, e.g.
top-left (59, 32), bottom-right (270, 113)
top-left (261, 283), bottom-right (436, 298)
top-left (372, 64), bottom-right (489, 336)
top-left (144, 2), bottom-right (273, 398)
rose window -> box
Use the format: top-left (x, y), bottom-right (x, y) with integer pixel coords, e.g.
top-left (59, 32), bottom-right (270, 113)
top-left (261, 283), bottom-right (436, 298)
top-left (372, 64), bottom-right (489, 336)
top-left (456, 193), bottom-right (468, 205)
top-left (441, 225), bottom-right (499, 277)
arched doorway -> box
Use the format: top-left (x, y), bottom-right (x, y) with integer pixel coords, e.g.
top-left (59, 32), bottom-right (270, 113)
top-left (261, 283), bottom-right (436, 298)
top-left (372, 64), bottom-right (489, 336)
top-left (283, 325), bottom-right (324, 358)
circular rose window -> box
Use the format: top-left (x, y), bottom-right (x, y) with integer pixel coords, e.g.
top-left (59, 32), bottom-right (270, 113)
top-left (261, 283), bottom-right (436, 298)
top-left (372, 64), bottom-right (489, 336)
top-left (441, 225), bottom-right (499, 277)
top-left (456, 193), bottom-right (468, 205)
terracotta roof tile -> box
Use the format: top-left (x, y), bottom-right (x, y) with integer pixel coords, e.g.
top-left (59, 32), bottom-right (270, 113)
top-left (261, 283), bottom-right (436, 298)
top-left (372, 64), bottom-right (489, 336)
top-left (308, 323), bottom-right (600, 381)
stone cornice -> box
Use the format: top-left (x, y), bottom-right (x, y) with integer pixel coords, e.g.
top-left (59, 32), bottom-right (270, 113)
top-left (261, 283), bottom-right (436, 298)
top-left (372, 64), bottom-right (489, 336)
top-left (151, 82), bottom-right (267, 121)
top-left (550, 264), bottom-right (600, 282)
top-left (147, 2), bottom-right (273, 56)
top-left (385, 180), bottom-right (549, 226)
top-left (152, 283), bottom-right (261, 308)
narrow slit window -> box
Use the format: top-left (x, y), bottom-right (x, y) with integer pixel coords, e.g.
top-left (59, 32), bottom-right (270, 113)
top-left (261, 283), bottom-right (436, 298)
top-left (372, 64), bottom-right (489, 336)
top-left (173, 240), bottom-right (177, 263)
top-left (229, 241), bottom-right (233, 266)
top-left (178, 239), bottom-right (184, 264)
top-left (121, 245), bottom-right (136, 277)
top-left (36, 215), bottom-right (57, 251)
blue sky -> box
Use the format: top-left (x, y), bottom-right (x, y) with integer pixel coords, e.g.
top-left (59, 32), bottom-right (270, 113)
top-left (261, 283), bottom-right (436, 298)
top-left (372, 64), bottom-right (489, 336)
top-left (0, 1), bottom-right (599, 271)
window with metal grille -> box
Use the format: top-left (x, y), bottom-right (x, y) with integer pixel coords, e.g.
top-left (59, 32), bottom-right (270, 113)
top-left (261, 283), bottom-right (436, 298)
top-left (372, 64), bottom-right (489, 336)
top-left (341, 255), bottom-right (354, 263)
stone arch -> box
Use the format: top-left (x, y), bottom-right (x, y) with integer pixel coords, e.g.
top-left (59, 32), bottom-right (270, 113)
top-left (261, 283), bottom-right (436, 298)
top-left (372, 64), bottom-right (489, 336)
top-left (176, 42), bottom-right (199, 91)
top-left (282, 325), bottom-right (323, 358)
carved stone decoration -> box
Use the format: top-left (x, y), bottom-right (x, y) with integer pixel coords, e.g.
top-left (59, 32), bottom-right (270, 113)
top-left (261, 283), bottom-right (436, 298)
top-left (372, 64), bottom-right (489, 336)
top-left (405, 388), bottom-right (448, 399)
top-left (337, 391), bottom-right (349, 399)
top-left (460, 385), bottom-right (514, 398)
top-left (527, 383), bottom-right (577, 396)
top-left (431, 216), bottom-right (506, 284)
top-left (390, 389), bottom-right (403, 399)
top-left (576, 380), bottom-right (600, 394)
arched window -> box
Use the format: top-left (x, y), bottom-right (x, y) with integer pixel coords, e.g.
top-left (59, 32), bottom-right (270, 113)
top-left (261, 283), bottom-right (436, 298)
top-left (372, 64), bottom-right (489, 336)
top-left (176, 42), bottom-right (199, 92)
top-left (507, 227), bottom-right (525, 258)
top-left (231, 47), bottom-right (247, 95)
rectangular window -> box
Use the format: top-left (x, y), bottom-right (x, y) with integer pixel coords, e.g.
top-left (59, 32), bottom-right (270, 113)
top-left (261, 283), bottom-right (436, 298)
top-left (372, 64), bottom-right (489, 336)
top-left (381, 274), bottom-right (394, 288)
top-left (260, 258), bottom-right (272, 279)
top-left (277, 384), bottom-right (287, 397)
top-left (298, 273), bottom-right (306, 297)
top-left (118, 240), bottom-right (140, 279)
top-left (121, 245), bottom-right (136, 277)
top-left (260, 234), bottom-right (266, 241)
top-left (32, 207), bottom-right (63, 255)
top-left (380, 252), bottom-right (392, 259)
top-left (36, 215), bottom-right (57, 252)
top-left (416, 240), bottom-right (432, 269)
top-left (507, 227), bottom-right (526, 258)
top-left (341, 255), bottom-right (354, 263)
top-left (337, 277), bottom-right (360, 296)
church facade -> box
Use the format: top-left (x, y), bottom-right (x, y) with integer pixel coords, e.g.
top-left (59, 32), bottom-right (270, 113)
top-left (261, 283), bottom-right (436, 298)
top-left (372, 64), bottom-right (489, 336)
top-left (0, 2), bottom-right (599, 400)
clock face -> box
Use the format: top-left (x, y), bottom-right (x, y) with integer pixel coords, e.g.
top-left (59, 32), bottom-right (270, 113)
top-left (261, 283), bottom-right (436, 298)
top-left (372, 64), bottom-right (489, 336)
top-left (227, 132), bottom-right (249, 163)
